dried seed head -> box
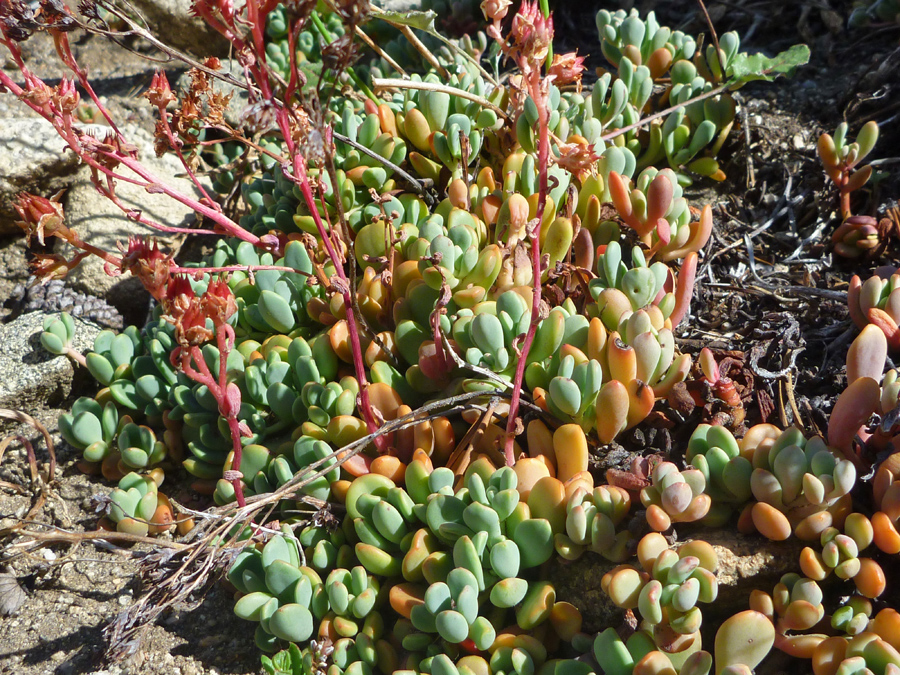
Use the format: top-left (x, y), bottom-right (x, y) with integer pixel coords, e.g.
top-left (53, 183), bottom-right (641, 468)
top-left (331, 0), bottom-right (370, 25)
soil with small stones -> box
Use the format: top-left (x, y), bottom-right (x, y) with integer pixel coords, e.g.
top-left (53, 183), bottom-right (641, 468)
top-left (3, 1), bottom-right (900, 674)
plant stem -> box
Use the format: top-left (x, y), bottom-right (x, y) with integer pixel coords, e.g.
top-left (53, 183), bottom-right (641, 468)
top-left (503, 72), bottom-right (551, 465)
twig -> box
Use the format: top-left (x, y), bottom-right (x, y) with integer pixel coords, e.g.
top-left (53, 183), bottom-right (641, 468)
top-left (3, 525), bottom-right (189, 552)
top-left (397, 25), bottom-right (449, 79)
top-left (695, 0), bottom-right (721, 75)
top-left (0, 409), bottom-right (56, 480)
top-left (354, 25), bottom-right (408, 77)
top-left (372, 78), bottom-right (509, 120)
top-left (601, 83), bottom-right (729, 143)
top-left (333, 130), bottom-right (435, 206)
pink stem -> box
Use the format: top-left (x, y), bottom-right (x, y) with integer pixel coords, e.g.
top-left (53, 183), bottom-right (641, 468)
top-left (104, 153), bottom-right (262, 246)
top-left (65, 347), bottom-right (87, 369)
top-left (216, 323), bottom-right (246, 508)
top-left (179, 332), bottom-right (246, 508)
top-left (152, 97), bottom-right (219, 209)
top-left (503, 69), bottom-right (551, 466)
top-left (0, 69), bottom-right (261, 250)
top-left (286, 155), bottom-right (386, 452)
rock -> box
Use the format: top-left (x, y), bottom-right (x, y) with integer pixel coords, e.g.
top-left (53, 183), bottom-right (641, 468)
top-left (64, 124), bottom-right (211, 324)
top-left (125, 0), bottom-right (229, 57)
top-left (549, 554), bottom-right (620, 633)
top-left (0, 311), bottom-right (102, 413)
top-left (0, 108), bottom-right (81, 235)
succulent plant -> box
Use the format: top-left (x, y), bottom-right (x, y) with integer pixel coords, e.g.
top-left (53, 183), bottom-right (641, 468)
top-left (800, 517), bottom-right (867, 577)
top-left (811, 635), bottom-right (900, 675)
top-left (831, 596), bottom-right (874, 637)
top-left (818, 121), bottom-right (879, 224)
top-left (16, 2), bottom-right (841, 673)
top-left (59, 396), bottom-right (123, 465)
top-left (640, 461), bottom-right (712, 532)
top-left (603, 533), bottom-right (718, 666)
top-left (40, 312), bottom-right (78, 358)
top-left (686, 424), bottom-right (754, 524)
top-left (729, 427), bottom-right (858, 542)
top-left (230, 531), bottom-right (325, 651)
top-left (847, 267), bottom-right (900, 349)
top-left (103, 471), bottom-right (173, 536)
top-left (14, 278), bottom-right (123, 329)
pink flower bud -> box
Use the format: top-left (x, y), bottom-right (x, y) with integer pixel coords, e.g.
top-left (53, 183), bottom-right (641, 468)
top-left (480, 0), bottom-right (512, 23)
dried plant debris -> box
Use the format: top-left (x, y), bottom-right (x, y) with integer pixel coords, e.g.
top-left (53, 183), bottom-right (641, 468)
top-left (0, 570), bottom-right (27, 616)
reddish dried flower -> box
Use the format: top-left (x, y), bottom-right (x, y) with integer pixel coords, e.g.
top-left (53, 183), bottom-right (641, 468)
top-left (30, 251), bottom-right (89, 282)
top-left (14, 190), bottom-right (72, 246)
top-left (511, 1), bottom-right (553, 68)
top-left (192, 0), bottom-right (236, 25)
top-left (201, 279), bottom-right (237, 328)
top-left (555, 139), bottom-right (599, 182)
top-left (118, 236), bottom-right (173, 301)
top-left (165, 274), bottom-right (195, 313)
top-left (179, 300), bottom-right (215, 346)
top-left (144, 70), bottom-right (175, 109)
top-left (55, 76), bottom-right (80, 114)
top-left (162, 275), bottom-right (216, 347)
top-left (549, 51), bottom-right (586, 88)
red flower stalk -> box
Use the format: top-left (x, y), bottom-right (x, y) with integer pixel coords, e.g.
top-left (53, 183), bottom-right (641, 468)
top-left (164, 276), bottom-right (248, 507)
top-left (500, 1), bottom-right (555, 465)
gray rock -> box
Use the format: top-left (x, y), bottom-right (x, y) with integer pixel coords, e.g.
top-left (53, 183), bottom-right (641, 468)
top-left (0, 311), bottom-right (102, 412)
top-left (126, 0), bottom-right (229, 56)
top-left (65, 124), bottom-right (210, 320)
top-left (0, 108), bottom-right (81, 236)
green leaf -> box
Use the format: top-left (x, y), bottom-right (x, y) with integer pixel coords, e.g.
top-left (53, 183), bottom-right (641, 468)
top-left (728, 44), bottom-right (810, 86)
top-left (372, 8), bottom-right (438, 32)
